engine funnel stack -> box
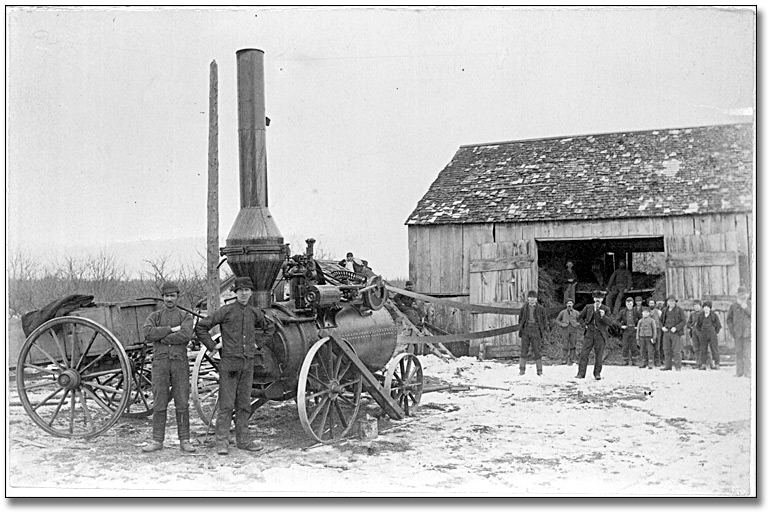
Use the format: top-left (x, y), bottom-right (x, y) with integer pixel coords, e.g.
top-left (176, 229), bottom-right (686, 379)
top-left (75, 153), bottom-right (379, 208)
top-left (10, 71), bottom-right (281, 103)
top-left (221, 48), bottom-right (287, 307)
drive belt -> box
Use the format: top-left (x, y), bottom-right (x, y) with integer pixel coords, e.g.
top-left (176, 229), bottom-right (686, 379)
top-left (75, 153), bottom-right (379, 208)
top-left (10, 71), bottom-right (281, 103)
top-left (385, 285), bottom-right (522, 315)
top-left (398, 324), bottom-right (522, 345)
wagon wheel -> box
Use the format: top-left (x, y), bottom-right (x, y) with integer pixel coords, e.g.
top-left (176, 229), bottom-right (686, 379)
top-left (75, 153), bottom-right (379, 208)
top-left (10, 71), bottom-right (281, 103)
top-left (123, 346), bottom-right (153, 418)
top-left (297, 337), bottom-right (363, 444)
top-left (383, 353), bottom-right (423, 416)
top-left (191, 337), bottom-right (267, 426)
top-left (16, 316), bottom-right (131, 438)
top-left (191, 338), bottom-right (221, 425)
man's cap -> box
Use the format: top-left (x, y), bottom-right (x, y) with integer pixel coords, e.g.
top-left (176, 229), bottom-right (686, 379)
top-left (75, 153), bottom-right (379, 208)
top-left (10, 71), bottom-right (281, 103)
top-left (737, 286), bottom-right (749, 295)
top-left (642, 306), bottom-right (651, 312)
top-left (656, 298), bottom-right (665, 304)
top-left (693, 299), bottom-right (702, 305)
top-left (160, 282), bottom-right (180, 295)
top-left (618, 262), bottom-right (627, 268)
top-left (527, 290), bottom-right (537, 298)
top-left (565, 299), bottom-right (574, 304)
top-left (625, 297), bottom-right (634, 303)
top-left (702, 300), bottom-right (713, 308)
top-left (635, 296), bottom-right (643, 301)
top-left (346, 252), bottom-right (354, 257)
top-left (666, 295), bottom-right (677, 302)
top-left (232, 277), bottom-right (255, 291)
top-left (405, 280), bottom-right (413, 287)
top-left (592, 290), bottom-right (605, 299)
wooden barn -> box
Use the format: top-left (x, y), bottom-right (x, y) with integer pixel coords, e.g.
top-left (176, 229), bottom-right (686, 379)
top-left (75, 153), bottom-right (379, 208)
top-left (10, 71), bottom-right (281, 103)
top-left (406, 123), bottom-right (754, 356)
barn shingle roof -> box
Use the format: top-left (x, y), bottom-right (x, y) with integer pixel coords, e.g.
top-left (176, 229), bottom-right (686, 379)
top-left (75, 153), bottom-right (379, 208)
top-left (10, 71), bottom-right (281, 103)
top-left (406, 123), bottom-right (754, 225)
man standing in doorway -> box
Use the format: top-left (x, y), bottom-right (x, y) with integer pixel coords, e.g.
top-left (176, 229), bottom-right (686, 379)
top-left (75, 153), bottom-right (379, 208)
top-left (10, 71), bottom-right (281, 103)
top-left (577, 290), bottom-right (616, 380)
top-left (517, 290), bottom-right (548, 376)
top-left (606, 262), bottom-right (633, 314)
top-left (195, 277), bottom-right (273, 455)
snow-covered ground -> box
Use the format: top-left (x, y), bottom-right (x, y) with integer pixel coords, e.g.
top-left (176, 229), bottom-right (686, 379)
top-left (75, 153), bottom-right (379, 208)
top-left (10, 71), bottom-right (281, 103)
top-left (6, 356), bottom-right (754, 497)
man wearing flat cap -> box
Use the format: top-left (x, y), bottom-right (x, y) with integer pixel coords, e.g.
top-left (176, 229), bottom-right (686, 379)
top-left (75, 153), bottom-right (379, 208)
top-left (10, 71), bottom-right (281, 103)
top-left (195, 277), bottom-right (274, 454)
top-left (141, 282), bottom-right (196, 453)
top-left (517, 290), bottom-right (548, 376)
top-left (660, 295), bottom-right (687, 371)
top-left (577, 290), bottom-right (617, 380)
top-left (727, 286), bottom-right (752, 377)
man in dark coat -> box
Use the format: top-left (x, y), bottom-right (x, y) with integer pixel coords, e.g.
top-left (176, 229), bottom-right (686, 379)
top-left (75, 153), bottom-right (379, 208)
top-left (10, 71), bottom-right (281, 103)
top-left (195, 277), bottom-right (274, 455)
top-left (517, 290), bottom-right (548, 376)
top-left (727, 286), bottom-right (752, 377)
top-left (605, 262), bottom-right (633, 314)
top-left (659, 295), bottom-right (687, 371)
top-left (577, 290), bottom-right (617, 380)
top-left (695, 300), bottom-right (722, 370)
top-left (616, 296), bottom-right (641, 366)
top-left (141, 282), bottom-right (196, 453)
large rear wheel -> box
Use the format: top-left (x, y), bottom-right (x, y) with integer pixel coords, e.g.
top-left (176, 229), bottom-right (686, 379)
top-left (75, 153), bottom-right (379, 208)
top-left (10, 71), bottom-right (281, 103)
top-left (16, 316), bottom-right (131, 438)
top-left (297, 337), bottom-right (362, 443)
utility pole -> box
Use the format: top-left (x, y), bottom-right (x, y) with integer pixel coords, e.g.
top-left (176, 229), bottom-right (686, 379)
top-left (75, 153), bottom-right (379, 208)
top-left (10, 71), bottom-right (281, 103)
top-left (206, 59), bottom-right (220, 314)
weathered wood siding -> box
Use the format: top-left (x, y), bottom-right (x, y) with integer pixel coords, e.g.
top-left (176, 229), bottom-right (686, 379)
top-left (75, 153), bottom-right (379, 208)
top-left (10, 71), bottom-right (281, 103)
top-left (408, 212), bottom-right (752, 347)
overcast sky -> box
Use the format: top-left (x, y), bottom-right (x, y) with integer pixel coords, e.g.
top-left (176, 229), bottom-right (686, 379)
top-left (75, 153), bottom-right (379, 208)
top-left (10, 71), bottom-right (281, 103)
top-left (5, 6), bottom-right (755, 279)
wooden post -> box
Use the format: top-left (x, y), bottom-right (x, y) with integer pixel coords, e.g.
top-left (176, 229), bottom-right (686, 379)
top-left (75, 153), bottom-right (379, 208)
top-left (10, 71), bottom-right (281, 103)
top-left (206, 60), bottom-right (220, 315)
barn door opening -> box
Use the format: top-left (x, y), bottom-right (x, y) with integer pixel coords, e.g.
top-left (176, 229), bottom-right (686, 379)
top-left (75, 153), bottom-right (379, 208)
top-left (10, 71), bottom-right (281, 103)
top-left (469, 240), bottom-right (536, 358)
top-left (665, 232), bottom-right (740, 347)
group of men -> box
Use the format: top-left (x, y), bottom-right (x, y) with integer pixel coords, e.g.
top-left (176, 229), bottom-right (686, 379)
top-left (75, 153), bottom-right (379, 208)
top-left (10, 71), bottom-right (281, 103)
top-left (141, 277), bottom-right (272, 455)
top-left (522, 286), bottom-right (753, 381)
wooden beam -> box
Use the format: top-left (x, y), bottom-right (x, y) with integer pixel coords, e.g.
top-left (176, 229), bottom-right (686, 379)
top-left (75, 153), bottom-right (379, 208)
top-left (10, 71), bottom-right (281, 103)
top-left (470, 256), bottom-right (534, 273)
top-left (667, 252), bottom-right (737, 267)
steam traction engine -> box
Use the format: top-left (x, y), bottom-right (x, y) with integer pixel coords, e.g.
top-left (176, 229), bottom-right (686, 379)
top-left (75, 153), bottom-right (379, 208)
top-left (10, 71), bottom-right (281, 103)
top-left (190, 48), bottom-right (423, 443)
top-left (13, 48), bottom-right (423, 444)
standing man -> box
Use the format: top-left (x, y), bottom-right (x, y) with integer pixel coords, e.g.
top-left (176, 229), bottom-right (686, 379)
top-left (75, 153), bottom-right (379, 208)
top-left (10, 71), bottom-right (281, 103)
top-left (563, 260), bottom-right (577, 303)
top-left (685, 300), bottom-right (703, 362)
top-left (517, 290), bottom-right (548, 376)
top-left (577, 290), bottom-right (616, 380)
top-left (695, 300), bottom-right (722, 370)
top-left (605, 262), bottom-right (633, 314)
top-left (555, 299), bottom-right (580, 365)
top-left (195, 277), bottom-right (273, 454)
top-left (141, 282), bottom-right (196, 453)
top-left (648, 298), bottom-right (663, 367)
top-left (660, 295), bottom-right (687, 371)
top-left (616, 297), bottom-right (641, 366)
top-left (726, 286), bottom-right (752, 378)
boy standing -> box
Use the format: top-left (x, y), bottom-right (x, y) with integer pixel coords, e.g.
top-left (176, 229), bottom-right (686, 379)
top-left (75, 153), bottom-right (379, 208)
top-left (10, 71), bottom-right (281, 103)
top-left (685, 300), bottom-right (702, 362)
top-left (726, 286), bottom-right (752, 378)
top-left (616, 297), bottom-right (641, 366)
top-left (555, 299), bottom-right (580, 365)
top-left (695, 300), bottom-right (722, 370)
top-left (636, 307), bottom-right (658, 369)
top-left (517, 290), bottom-right (548, 376)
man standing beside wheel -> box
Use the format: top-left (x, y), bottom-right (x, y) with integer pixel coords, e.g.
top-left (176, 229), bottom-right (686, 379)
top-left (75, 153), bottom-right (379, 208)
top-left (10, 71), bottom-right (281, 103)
top-left (141, 282), bottom-right (196, 453)
top-left (194, 277), bottom-right (271, 455)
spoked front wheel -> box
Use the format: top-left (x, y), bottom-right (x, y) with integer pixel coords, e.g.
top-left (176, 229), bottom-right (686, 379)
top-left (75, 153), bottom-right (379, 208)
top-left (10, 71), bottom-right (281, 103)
top-left (297, 337), bottom-right (363, 444)
top-left (15, 316), bottom-right (132, 438)
top-left (383, 353), bottom-right (423, 416)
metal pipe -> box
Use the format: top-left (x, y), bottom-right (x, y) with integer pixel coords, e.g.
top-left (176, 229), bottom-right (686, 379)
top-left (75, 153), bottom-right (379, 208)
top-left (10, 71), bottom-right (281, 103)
top-left (236, 49), bottom-right (267, 208)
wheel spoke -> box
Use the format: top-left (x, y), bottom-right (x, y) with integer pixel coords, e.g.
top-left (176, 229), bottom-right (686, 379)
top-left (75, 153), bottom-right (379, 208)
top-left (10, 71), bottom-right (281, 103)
top-left (78, 347), bottom-right (114, 375)
top-left (87, 381), bottom-right (126, 395)
top-left (22, 362), bottom-right (59, 376)
top-left (80, 367), bottom-right (127, 380)
top-left (314, 399), bottom-right (332, 439)
top-left (337, 360), bottom-right (352, 381)
top-left (75, 389), bottom-right (95, 430)
top-left (30, 385), bottom-right (67, 412)
top-left (338, 378), bottom-right (360, 389)
top-left (47, 389), bottom-right (70, 426)
top-left (307, 371), bottom-right (327, 389)
top-left (69, 392), bottom-right (76, 434)
top-left (81, 386), bottom-right (117, 414)
top-left (32, 344), bottom-right (66, 372)
top-left (333, 351), bottom-right (343, 379)
top-left (22, 379), bottom-right (60, 393)
top-left (75, 331), bottom-right (99, 370)
top-left (307, 395), bottom-right (330, 424)
top-left (68, 323), bottom-right (80, 368)
top-left (49, 328), bottom-right (70, 367)
top-left (333, 400), bottom-right (351, 431)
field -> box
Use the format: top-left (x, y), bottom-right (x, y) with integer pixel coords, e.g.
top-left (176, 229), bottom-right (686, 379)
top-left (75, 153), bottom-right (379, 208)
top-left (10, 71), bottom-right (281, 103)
top-left (6, 354), bottom-right (754, 497)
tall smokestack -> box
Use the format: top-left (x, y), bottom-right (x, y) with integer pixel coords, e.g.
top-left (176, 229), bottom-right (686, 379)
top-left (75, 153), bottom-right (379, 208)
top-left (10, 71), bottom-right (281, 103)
top-left (221, 48), bottom-right (287, 307)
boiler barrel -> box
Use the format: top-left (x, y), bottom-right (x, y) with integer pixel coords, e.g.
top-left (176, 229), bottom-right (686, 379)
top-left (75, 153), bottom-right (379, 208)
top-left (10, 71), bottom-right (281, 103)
top-left (332, 306), bottom-right (398, 372)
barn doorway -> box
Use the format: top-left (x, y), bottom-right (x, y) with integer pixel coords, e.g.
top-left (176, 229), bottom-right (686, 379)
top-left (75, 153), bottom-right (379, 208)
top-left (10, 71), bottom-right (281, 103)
top-left (535, 236), bottom-right (665, 311)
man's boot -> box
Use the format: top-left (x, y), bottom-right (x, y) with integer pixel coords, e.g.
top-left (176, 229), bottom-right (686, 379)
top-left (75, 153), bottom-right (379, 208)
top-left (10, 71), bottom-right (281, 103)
top-left (536, 359), bottom-right (543, 376)
top-left (142, 410), bottom-right (166, 452)
top-left (519, 359), bottom-right (526, 376)
top-left (570, 349), bottom-right (577, 365)
top-left (176, 410), bottom-right (196, 453)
